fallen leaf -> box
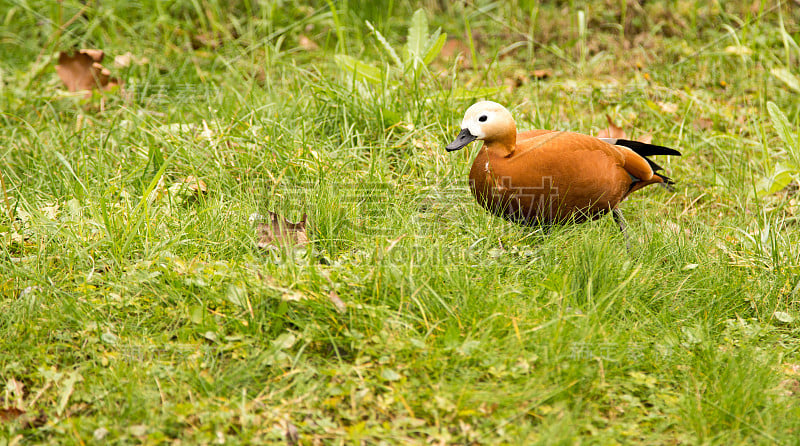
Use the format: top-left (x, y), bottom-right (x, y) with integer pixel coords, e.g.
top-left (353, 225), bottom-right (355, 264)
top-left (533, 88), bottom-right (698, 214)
top-left (779, 378), bottom-right (800, 396)
top-left (19, 410), bottom-right (48, 429)
top-left (783, 363), bottom-right (800, 376)
top-left (255, 212), bottom-right (309, 250)
top-left (532, 69), bottom-right (552, 79)
top-left (0, 407), bottom-right (25, 422)
top-left (285, 421), bottom-right (299, 446)
top-left (298, 35), bottom-right (319, 51)
top-left (694, 117), bottom-right (714, 130)
top-left (191, 32), bottom-right (221, 49)
top-left (637, 133), bottom-right (653, 144)
top-left (328, 290), bottom-right (346, 313)
top-left (80, 49), bottom-right (104, 62)
top-left (114, 52), bottom-right (133, 68)
top-left (56, 49), bottom-right (121, 97)
top-left (440, 38), bottom-right (472, 66)
top-left (597, 115), bottom-right (626, 139)
top-left (183, 176), bottom-right (207, 194)
top-left (167, 176), bottom-right (208, 203)
top-left (657, 101), bottom-right (679, 114)
top-left (113, 51), bottom-right (148, 68)
top-left (41, 203), bottom-right (60, 220)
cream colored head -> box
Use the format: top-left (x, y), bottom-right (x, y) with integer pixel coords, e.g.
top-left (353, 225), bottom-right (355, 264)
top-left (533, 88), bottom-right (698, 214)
top-left (446, 101), bottom-right (517, 152)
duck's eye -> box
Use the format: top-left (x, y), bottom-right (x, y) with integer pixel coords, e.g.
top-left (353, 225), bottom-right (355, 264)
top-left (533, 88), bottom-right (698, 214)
top-left (478, 115), bottom-right (488, 122)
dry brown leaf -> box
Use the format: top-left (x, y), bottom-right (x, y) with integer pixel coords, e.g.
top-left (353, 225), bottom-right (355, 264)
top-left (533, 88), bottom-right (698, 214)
top-left (440, 38), bottom-right (469, 58)
top-left (256, 212), bottom-right (309, 250)
top-left (113, 51), bottom-right (139, 68)
top-left (597, 115), bottom-right (627, 139)
top-left (191, 32), bottom-right (221, 49)
top-left (113, 52), bottom-right (148, 68)
top-left (783, 363), bottom-right (800, 376)
top-left (505, 69), bottom-right (552, 91)
top-left (637, 133), bottom-right (653, 144)
top-left (114, 52), bottom-right (133, 68)
top-left (56, 49), bottom-right (121, 97)
top-left (298, 35), bottom-right (319, 51)
top-left (694, 117), bottom-right (713, 130)
top-left (440, 38), bottom-right (472, 67)
top-left (328, 290), bottom-right (346, 313)
top-left (81, 49), bottom-right (105, 63)
top-left (779, 378), bottom-right (800, 396)
top-left (183, 176), bottom-right (207, 194)
top-left (21, 411), bottom-right (48, 430)
top-left (0, 407), bottom-right (25, 422)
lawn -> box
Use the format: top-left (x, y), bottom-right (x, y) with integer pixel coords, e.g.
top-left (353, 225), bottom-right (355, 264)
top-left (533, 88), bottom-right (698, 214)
top-left (2, 0), bottom-right (800, 444)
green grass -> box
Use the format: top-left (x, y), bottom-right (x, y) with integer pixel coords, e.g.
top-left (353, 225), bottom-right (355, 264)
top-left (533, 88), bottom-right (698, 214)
top-left (2, 0), bottom-right (800, 443)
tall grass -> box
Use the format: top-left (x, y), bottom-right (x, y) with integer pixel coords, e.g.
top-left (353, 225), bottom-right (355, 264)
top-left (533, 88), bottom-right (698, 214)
top-left (2, 0), bottom-right (800, 443)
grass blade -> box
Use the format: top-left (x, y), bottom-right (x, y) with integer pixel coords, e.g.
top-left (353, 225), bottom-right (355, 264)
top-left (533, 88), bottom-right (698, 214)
top-left (406, 8), bottom-right (428, 70)
top-left (767, 101), bottom-right (799, 164)
top-left (422, 29), bottom-right (447, 66)
top-left (334, 54), bottom-right (382, 84)
top-left (366, 20), bottom-right (402, 68)
top-left (770, 67), bottom-right (800, 94)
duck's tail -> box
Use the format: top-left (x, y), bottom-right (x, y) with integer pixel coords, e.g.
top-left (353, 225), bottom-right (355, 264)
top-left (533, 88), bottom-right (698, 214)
top-left (602, 138), bottom-right (681, 184)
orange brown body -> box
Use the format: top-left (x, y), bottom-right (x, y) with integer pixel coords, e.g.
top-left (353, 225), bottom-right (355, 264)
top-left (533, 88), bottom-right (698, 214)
top-left (446, 102), bottom-right (680, 230)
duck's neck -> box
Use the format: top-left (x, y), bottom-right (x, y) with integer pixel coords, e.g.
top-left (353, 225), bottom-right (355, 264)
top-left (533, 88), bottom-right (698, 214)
top-left (484, 132), bottom-right (517, 158)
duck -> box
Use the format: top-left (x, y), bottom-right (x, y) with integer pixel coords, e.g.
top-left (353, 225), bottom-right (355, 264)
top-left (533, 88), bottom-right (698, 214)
top-left (445, 101), bottom-right (680, 242)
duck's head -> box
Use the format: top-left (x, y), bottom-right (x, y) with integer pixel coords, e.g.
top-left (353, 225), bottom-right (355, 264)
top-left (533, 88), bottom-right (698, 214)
top-left (445, 101), bottom-right (516, 152)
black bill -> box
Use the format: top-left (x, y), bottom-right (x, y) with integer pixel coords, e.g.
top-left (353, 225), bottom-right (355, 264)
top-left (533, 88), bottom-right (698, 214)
top-left (445, 128), bottom-right (478, 152)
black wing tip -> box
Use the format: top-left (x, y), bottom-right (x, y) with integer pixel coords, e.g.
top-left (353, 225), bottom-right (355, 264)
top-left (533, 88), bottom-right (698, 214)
top-left (616, 139), bottom-right (682, 157)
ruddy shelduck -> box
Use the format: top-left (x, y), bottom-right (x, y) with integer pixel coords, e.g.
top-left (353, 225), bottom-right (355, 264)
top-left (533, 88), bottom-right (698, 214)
top-left (446, 101), bottom-right (680, 243)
